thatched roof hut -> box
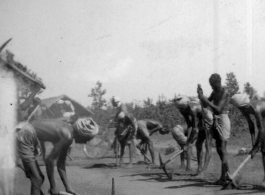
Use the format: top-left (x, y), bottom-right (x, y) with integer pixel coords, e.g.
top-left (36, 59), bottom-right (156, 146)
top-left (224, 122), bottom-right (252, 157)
top-left (41, 94), bottom-right (93, 117)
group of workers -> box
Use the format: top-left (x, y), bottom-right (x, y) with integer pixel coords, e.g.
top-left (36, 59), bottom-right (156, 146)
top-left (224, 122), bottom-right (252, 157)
top-left (111, 73), bottom-right (265, 189)
top-left (10, 72), bottom-right (265, 195)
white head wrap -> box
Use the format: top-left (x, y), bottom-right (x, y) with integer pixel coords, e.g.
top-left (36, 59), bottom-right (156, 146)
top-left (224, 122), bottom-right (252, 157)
top-left (112, 96), bottom-right (121, 103)
top-left (230, 93), bottom-right (250, 108)
top-left (175, 95), bottom-right (190, 108)
top-left (57, 99), bottom-right (64, 104)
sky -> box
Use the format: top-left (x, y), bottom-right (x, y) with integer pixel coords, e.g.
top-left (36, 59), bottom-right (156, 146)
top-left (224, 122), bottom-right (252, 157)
top-left (1, 0), bottom-right (265, 107)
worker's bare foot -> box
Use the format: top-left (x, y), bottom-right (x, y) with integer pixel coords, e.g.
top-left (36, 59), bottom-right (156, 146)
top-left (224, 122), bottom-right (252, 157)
top-left (185, 168), bottom-right (193, 174)
top-left (213, 178), bottom-right (226, 185)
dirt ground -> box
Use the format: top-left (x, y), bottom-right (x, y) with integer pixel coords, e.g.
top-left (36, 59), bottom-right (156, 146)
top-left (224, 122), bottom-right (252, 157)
top-left (9, 130), bottom-right (265, 195)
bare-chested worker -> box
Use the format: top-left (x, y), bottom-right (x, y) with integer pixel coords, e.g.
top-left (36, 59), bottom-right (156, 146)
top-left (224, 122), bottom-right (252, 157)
top-left (111, 96), bottom-right (138, 168)
top-left (172, 96), bottom-right (203, 172)
top-left (17, 88), bottom-right (98, 195)
top-left (231, 94), bottom-right (265, 188)
top-left (31, 116), bottom-right (98, 195)
top-left (168, 98), bottom-right (213, 175)
top-left (136, 119), bottom-right (167, 164)
top-left (197, 73), bottom-right (231, 184)
top-left (196, 98), bottom-right (214, 177)
top-left (15, 84), bottom-right (44, 195)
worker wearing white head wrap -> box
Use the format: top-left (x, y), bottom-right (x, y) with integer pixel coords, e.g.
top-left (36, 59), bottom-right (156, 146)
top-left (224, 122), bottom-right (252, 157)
top-left (230, 93), bottom-right (258, 146)
top-left (172, 94), bottom-right (214, 174)
top-left (111, 96), bottom-right (138, 167)
top-left (172, 95), bottom-right (197, 171)
top-left (228, 94), bottom-right (265, 187)
top-left (74, 117), bottom-right (99, 140)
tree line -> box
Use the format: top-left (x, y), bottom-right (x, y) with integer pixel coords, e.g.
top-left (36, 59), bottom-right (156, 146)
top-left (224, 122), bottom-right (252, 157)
top-left (88, 72), bottom-right (259, 134)
top-left (5, 50), bottom-right (257, 134)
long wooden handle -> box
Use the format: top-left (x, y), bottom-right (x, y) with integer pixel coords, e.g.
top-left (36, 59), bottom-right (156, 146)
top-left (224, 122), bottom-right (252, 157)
top-left (0, 38), bottom-right (12, 53)
top-left (26, 105), bottom-right (40, 122)
top-left (59, 191), bottom-right (74, 195)
top-left (111, 178), bottom-right (115, 195)
top-left (231, 155), bottom-right (251, 179)
top-left (83, 144), bottom-right (95, 159)
top-left (164, 149), bottom-right (184, 165)
top-left (136, 145), bottom-right (152, 162)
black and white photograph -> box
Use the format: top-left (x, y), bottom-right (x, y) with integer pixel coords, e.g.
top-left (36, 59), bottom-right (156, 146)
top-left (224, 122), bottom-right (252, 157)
top-left (1, 0), bottom-right (265, 195)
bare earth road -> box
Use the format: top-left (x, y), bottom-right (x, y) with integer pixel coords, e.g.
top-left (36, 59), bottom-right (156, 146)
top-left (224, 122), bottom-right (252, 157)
top-left (13, 153), bottom-right (265, 195)
top-left (8, 130), bottom-right (265, 195)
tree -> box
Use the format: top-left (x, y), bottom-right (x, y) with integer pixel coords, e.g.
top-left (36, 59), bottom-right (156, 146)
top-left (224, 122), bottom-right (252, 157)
top-left (88, 81), bottom-right (107, 110)
top-left (225, 72), bottom-right (239, 97)
top-left (244, 82), bottom-right (257, 100)
top-left (143, 98), bottom-right (153, 108)
top-left (88, 81), bottom-right (107, 127)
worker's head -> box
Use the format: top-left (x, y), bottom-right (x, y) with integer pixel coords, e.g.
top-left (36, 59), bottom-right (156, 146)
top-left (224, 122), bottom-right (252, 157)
top-left (117, 111), bottom-right (125, 119)
top-left (111, 96), bottom-right (121, 107)
top-left (209, 73), bottom-right (222, 92)
top-left (159, 124), bottom-right (170, 135)
top-left (73, 117), bottom-right (99, 143)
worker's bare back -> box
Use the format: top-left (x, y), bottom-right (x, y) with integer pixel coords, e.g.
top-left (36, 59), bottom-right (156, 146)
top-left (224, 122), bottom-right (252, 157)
top-left (31, 119), bottom-right (73, 143)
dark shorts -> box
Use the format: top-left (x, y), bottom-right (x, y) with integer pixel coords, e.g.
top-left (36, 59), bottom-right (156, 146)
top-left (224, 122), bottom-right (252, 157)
top-left (15, 122), bottom-right (39, 163)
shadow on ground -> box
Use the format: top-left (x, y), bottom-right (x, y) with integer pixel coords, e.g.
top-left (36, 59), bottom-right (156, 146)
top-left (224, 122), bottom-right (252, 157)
top-left (83, 163), bottom-right (118, 169)
top-left (221, 184), bottom-right (265, 195)
top-left (120, 171), bottom-right (215, 184)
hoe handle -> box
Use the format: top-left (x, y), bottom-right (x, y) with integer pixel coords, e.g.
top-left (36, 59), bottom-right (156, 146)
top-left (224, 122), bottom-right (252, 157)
top-left (26, 105), bottom-right (40, 122)
top-left (0, 38), bottom-right (12, 52)
top-left (163, 149), bottom-right (183, 166)
top-left (230, 155), bottom-right (251, 179)
top-left (136, 145), bottom-right (152, 162)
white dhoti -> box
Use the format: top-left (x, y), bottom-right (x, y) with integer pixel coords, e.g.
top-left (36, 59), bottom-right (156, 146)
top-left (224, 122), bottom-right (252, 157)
top-left (213, 114), bottom-right (231, 141)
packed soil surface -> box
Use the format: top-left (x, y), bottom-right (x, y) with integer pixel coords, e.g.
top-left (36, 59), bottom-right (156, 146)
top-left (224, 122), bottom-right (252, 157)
top-left (10, 129), bottom-right (265, 195)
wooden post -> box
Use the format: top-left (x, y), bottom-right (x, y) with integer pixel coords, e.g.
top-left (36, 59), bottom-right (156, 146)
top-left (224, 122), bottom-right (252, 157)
top-left (111, 178), bottom-right (115, 195)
